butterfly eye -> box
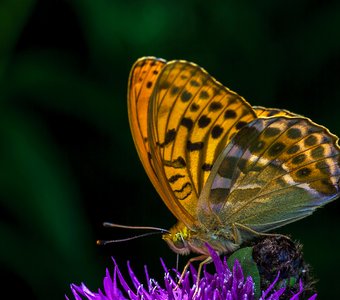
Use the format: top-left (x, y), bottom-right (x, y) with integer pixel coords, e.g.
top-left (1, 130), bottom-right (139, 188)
top-left (173, 233), bottom-right (186, 249)
top-left (162, 232), bottom-right (190, 255)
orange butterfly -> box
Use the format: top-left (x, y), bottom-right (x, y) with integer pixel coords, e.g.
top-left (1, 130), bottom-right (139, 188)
top-left (127, 57), bottom-right (340, 264)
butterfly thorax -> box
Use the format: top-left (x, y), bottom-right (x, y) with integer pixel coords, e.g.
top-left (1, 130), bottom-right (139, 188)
top-left (162, 222), bottom-right (240, 256)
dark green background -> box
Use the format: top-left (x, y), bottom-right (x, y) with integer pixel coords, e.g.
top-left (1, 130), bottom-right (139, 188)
top-left (1, 1), bottom-right (339, 299)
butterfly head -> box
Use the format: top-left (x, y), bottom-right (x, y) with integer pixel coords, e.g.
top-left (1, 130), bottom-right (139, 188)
top-left (162, 222), bottom-right (192, 255)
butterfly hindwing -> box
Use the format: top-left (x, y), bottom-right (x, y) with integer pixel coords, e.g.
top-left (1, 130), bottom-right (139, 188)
top-left (198, 116), bottom-right (340, 233)
top-left (253, 106), bottom-right (301, 118)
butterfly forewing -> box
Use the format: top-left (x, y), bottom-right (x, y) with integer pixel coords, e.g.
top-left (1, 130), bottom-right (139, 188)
top-left (128, 57), bottom-right (165, 157)
top-left (128, 57), bottom-right (181, 218)
top-left (148, 60), bottom-right (257, 222)
top-left (199, 116), bottom-right (340, 233)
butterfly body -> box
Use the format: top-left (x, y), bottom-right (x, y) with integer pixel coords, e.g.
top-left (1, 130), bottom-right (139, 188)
top-left (163, 221), bottom-right (239, 256)
top-left (128, 57), bottom-right (340, 257)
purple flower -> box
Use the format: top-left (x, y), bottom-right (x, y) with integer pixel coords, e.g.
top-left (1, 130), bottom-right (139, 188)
top-left (66, 245), bottom-right (317, 300)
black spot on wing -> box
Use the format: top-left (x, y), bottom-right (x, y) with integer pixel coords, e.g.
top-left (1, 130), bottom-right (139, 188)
top-left (296, 167), bottom-right (311, 178)
top-left (249, 140), bottom-right (266, 153)
top-left (199, 90), bottom-right (210, 99)
top-left (237, 158), bottom-right (249, 173)
top-left (187, 141), bottom-right (204, 151)
top-left (174, 182), bottom-right (192, 200)
top-left (190, 103), bottom-right (200, 112)
top-left (164, 156), bottom-right (186, 168)
top-left (291, 154), bottom-right (306, 165)
top-left (181, 117), bottom-right (194, 131)
top-left (287, 128), bottom-right (302, 139)
top-left (202, 163), bottom-right (212, 171)
top-left (190, 80), bottom-right (200, 87)
top-left (209, 101), bottom-right (223, 112)
top-left (263, 127), bottom-right (281, 138)
top-left (311, 146), bottom-right (325, 159)
top-left (168, 174), bottom-right (185, 184)
top-left (287, 145), bottom-right (300, 154)
top-left (315, 161), bottom-right (330, 175)
top-left (198, 115), bottom-right (211, 128)
top-left (211, 125), bottom-right (223, 139)
top-left (170, 86), bottom-right (180, 95)
top-left (218, 156), bottom-right (238, 179)
top-left (224, 109), bottom-right (237, 119)
top-left (305, 135), bottom-right (318, 147)
top-left (181, 90), bottom-right (192, 102)
top-left (268, 142), bottom-right (286, 157)
top-left (232, 126), bottom-right (261, 150)
top-left (158, 129), bottom-right (176, 147)
top-left (236, 121), bottom-right (247, 130)
top-left (308, 126), bottom-right (323, 135)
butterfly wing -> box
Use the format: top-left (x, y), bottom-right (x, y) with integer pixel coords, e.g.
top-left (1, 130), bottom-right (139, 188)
top-left (198, 116), bottom-right (340, 233)
top-left (127, 57), bottom-right (170, 203)
top-left (128, 57), bottom-right (198, 227)
top-left (253, 106), bottom-right (301, 118)
top-left (128, 57), bottom-right (257, 228)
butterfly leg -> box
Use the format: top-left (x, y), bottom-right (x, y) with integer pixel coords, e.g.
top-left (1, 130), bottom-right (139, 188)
top-left (231, 223), bottom-right (243, 245)
top-left (233, 222), bottom-right (290, 240)
top-left (175, 255), bottom-right (207, 291)
top-left (192, 256), bottom-right (213, 298)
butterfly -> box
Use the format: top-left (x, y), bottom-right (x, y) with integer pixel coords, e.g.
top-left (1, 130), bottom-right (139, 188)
top-left (127, 56), bottom-right (340, 261)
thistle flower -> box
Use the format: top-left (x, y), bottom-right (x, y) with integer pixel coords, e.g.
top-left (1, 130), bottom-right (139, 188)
top-left (66, 241), bottom-right (317, 300)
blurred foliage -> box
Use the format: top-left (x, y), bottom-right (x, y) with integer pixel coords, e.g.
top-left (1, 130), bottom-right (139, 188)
top-left (0, 0), bottom-right (339, 299)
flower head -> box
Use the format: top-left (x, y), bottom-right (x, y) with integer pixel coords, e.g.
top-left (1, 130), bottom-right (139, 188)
top-left (67, 243), bottom-right (317, 300)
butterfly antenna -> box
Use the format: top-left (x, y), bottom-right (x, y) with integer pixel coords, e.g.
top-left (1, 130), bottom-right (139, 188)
top-left (102, 222), bottom-right (169, 232)
top-left (96, 222), bottom-right (170, 246)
